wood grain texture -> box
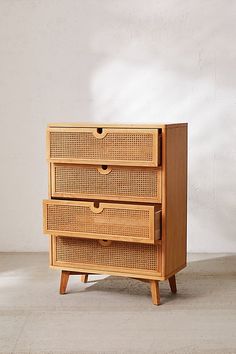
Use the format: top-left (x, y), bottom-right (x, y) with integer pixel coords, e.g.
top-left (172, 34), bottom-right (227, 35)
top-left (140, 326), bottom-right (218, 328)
top-left (48, 162), bottom-right (52, 198)
top-left (59, 270), bottom-right (70, 294)
top-left (168, 275), bottom-right (177, 293)
top-left (48, 123), bottom-right (187, 129)
top-left (43, 199), bottom-right (161, 244)
top-left (163, 125), bottom-right (188, 276)
top-left (150, 280), bottom-right (160, 305)
top-left (60, 271), bottom-right (90, 294)
top-left (51, 265), bottom-right (165, 280)
top-left (49, 236), bottom-right (53, 266)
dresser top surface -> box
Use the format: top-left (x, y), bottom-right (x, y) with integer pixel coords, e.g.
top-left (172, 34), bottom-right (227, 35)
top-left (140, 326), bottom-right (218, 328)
top-left (48, 123), bottom-right (187, 129)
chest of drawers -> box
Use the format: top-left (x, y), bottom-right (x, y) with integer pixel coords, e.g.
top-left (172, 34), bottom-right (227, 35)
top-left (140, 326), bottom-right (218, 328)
top-left (43, 123), bottom-right (187, 305)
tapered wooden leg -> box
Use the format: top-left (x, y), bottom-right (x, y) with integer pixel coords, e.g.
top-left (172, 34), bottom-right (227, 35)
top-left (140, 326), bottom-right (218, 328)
top-left (168, 275), bottom-right (177, 293)
top-left (150, 280), bottom-right (160, 305)
top-left (60, 270), bottom-right (70, 294)
top-left (81, 274), bottom-right (88, 283)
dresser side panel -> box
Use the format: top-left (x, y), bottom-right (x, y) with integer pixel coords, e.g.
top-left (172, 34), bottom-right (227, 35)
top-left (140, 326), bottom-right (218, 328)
top-left (164, 125), bottom-right (188, 276)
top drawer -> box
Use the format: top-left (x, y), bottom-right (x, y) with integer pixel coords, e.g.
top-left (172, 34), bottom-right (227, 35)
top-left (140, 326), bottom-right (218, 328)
top-left (47, 127), bottom-right (160, 167)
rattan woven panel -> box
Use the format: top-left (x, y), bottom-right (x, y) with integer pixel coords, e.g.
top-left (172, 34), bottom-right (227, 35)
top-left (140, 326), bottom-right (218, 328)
top-left (48, 129), bottom-right (157, 165)
top-left (55, 236), bottom-right (158, 271)
top-left (53, 164), bottom-right (161, 202)
top-left (45, 201), bottom-right (153, 241)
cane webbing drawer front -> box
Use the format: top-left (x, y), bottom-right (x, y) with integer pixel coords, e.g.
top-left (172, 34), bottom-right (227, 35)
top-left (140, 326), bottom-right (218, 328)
top-left (52, 163), bottom-right (162, 203)
top-left (44, 200), bottom-right (161, 244)
top-left (47, 127), bottom-right (159, 167)
top-left (53, 236), bottom-right (159, 273)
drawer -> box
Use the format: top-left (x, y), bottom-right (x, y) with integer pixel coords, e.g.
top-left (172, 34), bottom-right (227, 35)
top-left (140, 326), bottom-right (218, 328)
top-left (51, 163), bottom-right (161, 203)
top-left (43, 200), bottom-right (161, 244)
top-left (47, 127), bottom-right (160, 167)
top-left (52, 236), bottom-right (160, 274)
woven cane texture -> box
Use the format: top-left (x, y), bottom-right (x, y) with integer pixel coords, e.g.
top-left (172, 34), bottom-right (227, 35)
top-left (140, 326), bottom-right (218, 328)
top-left (46, 202), bottom-right (151, 240)
top-left (55, 236), bottom-right (158, 271)
top-left (49, 130), bottom-right (155, 164)
top-left (53, 164), bottom-right (161, 202)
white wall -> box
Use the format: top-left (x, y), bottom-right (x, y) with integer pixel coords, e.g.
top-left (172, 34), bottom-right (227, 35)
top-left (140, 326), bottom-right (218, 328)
top-left (0, 0), bottom-right (235, 252)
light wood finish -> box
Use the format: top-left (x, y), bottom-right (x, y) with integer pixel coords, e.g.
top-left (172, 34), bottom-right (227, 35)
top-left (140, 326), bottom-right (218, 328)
top-left (60, 271), bottom-right (90, 294)
top-left (49, 236), bottom-right (53, 266)
top-left (51, 263), bottom-right (185, 282)
top-left (163, 125), bottom-right (188, 275)
top-left (48, 162), bottom-right (52, 198)
top-left (81, 274), bottom-right (88, 283)
top-left (52, 265), bottom-right (163, 280)
top-left (168, 275), bottom-right (177, 294)
top-left (43, 199), bottom-right (161, 244)
top-left (47, 127), bottom-right (160, 167)
top-left (60, 271), bottom-right (166, 303)
top-left (163, 263), bottom-right (186, 280)
top-left (53, 235), bottom-right (160, 276)
top-left (44, 123), bottom-right (187, 305)
top-left (51, 163), bottom-right (162, 203)
top-left (150, 280), bottom-right (160, 305)
top-left (60, 270), bottom-right (70, 294)
top-left (50, 234), bottom-right (162, 280)
top-left (48, 123), bottom-right (187, 129)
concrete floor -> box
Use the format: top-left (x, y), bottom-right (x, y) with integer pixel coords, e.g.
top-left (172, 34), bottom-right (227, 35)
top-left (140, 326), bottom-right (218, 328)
top-left (0, 253), bottom-right (236, 354)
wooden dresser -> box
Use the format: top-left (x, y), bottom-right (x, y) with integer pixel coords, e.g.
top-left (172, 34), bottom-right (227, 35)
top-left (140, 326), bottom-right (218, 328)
top-left (43, 123), bottom-right (187, 305)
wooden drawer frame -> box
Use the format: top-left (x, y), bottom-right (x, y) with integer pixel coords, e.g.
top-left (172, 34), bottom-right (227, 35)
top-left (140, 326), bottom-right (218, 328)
top-left (43, 199), bottom-right (161, 244)
top-left (50, 235), bottom-right (162, 278)
top-left (50, 163), bottom-right (162, 203)
top-left (47, 127), bottom-right (160, 167)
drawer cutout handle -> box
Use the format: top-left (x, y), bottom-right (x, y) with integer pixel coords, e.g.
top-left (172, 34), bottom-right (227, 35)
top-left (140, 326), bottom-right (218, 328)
top-left (90, 202), bottom-right (104, 213)
top-left (97, 165), bottom-right (112, 175)
top-left (93, 128), bottom-right (108, 139)
top-left (99, 240), bottom-right (112, 247)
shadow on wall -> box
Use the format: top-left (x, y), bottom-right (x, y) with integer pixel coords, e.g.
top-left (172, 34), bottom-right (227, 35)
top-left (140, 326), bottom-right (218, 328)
top-left (85, 1), bottom-right (236, 252)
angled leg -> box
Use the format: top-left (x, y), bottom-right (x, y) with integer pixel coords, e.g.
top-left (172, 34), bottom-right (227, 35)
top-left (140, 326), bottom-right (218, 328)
top-left (150, 280), bottom-right (160, 305)
top-left (81, 274), bottom-right (89, 283)
top-left (168, 275), bottom-right (177, 293)
top-left (60, 270), bottom-right (70, 294)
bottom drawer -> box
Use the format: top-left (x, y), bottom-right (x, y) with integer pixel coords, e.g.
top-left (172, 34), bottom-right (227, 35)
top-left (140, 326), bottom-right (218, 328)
top-left (52, 236), bottom-right (160, 274)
